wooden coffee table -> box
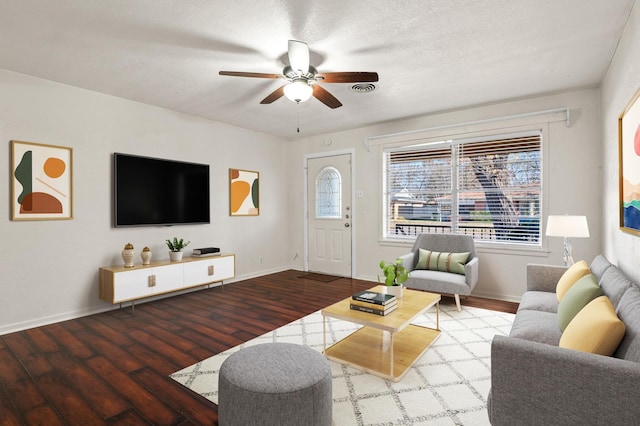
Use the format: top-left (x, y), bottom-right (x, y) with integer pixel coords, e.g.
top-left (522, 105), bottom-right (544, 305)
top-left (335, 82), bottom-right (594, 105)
top-left (321, 285), bottom-right (440, 382)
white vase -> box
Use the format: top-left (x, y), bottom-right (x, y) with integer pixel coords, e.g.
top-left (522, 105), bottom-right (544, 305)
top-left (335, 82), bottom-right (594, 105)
top-left (169, 251), bottom-right (183, 262)
top-left (386, 284), bottom-right (404, 298)
top-left (121, 249), bottom-right (135, 268)
top-left (141, 249), bottom-right (152, 265)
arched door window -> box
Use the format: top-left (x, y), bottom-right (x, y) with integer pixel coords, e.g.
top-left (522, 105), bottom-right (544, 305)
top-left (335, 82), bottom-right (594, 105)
top-left (316, 166), bottom-right (341, 218)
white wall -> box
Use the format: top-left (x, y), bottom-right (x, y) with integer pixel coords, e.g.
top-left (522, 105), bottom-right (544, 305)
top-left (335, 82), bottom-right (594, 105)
top-left (0, 69), bottom-right (290, 334)
top-left (601, 2), bottom-right (640, 283)
top-left (287, 89), bottom-right (603, 302)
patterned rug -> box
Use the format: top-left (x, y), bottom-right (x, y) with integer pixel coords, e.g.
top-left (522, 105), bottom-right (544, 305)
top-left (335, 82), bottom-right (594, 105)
top-left (170, 304), bottom-right (514, 425)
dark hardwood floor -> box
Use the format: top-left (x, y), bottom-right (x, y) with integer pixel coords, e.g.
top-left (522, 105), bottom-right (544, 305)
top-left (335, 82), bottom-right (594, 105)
top-left (0, 270), bottom-right (518, 425)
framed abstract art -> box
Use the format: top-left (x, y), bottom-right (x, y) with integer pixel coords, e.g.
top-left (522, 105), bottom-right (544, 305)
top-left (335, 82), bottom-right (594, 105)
top-left (229, 168), bottom-right (259, 216)
top-left (619, 86), bottom-right (640, 236)
top-left (11, 140), bottom-right (73, 220)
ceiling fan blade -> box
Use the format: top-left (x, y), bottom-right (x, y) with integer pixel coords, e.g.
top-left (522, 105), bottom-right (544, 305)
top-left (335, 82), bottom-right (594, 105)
top-left (260, 86), bottom-right (286, 104)
top-left (288, 40), bottom-right (309, 75)
top-left (219, 71), bottom-right (282, 79)
top-left (316, 72), bottom-right (379, 83)
top-left (312, 85), bottom-right (342, 109)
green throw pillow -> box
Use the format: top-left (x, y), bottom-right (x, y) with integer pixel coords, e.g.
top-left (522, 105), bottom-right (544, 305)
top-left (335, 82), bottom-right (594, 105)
top-left (557, 274), bottom-right (604, 331)
top-left (415, 249), bottom-right (470, 275)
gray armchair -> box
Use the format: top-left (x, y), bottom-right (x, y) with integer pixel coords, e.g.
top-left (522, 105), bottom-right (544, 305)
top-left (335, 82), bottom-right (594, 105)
top-left (398, 233), bottom-right (478, 311)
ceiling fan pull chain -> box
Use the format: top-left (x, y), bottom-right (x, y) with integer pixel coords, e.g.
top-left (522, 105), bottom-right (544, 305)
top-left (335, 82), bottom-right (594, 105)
top-left (297, 107), bottom-right (300, 133)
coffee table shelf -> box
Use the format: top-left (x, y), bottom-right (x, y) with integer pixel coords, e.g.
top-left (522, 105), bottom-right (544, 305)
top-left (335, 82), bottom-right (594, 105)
top-left (322, 286), bottom-right (440, 382)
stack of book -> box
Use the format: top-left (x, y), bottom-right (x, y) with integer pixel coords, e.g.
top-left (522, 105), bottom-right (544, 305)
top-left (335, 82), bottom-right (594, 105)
top-left (350, 290), bottom-right (398, 316)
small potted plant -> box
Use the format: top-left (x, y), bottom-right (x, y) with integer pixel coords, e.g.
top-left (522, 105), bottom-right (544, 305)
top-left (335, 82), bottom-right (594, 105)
top-left (166, 237), bottom-right (190, 262)
top-left (379, 258), bottom-right (409, 298)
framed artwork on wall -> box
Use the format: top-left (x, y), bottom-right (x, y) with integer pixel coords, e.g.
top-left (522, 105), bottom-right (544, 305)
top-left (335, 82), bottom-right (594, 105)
top-left (11, 140), bottom-right (73, 221)
top-left (229, 168), bottom-right (260, 216)
top-left (619, 86), bottom-right (640, 236)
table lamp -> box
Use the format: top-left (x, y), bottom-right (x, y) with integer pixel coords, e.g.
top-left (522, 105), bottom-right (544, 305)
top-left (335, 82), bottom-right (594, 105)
top-left (545, 215), bottom-right (590, 266)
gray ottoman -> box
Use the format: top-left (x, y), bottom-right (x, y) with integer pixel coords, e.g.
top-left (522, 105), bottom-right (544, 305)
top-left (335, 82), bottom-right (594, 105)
top-left (218, 342), bottom-right (332, 426)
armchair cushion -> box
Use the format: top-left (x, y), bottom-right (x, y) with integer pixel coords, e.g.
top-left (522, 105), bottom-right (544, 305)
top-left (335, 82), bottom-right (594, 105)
top-left (415, 249), bottom-right (470, 275)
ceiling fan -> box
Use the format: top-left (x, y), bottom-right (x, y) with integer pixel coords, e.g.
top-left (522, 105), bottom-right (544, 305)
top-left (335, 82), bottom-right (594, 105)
top-left (219, 40), bottom-right (379, 109)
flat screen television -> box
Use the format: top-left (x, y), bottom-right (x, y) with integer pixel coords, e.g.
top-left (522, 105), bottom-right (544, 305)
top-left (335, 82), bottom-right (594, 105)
top-left (114, 153), bottom-right (210, 227)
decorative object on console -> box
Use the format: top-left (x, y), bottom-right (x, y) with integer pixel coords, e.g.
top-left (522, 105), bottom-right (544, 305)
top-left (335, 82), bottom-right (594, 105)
top-left (545, 215), bottom-right (590, 266)
top-left (378, 258), bottom-right (408, 298)
top-left (121, 243), bottom-right (135, 268)
top-left (10, 140), bottom-right (73, 221)
top-left (229, 168), bottom-right (259, 216)
top-left (618, 84), bottom-right (640, 236)
top-left (141, 246), bottom-right (152, 265)
top-left (166, 237), bottom-right (190, 262)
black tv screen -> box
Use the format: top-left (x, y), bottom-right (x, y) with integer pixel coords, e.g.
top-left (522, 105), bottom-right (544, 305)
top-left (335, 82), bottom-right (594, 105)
top-left (114, 153), bottom-right (210, 227)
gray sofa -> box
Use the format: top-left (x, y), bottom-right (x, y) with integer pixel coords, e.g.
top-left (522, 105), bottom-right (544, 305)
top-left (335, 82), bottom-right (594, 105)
top-left (488, 255), bottom-right (640, 425)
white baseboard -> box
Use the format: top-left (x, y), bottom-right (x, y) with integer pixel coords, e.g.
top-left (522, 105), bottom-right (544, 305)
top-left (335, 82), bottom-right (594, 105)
top-left (0, 266), bottom-right (292, 336)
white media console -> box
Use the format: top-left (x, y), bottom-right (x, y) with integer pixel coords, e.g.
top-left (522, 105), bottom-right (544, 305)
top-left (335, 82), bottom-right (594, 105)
top-left (99, 253), bottom-right (235, 309)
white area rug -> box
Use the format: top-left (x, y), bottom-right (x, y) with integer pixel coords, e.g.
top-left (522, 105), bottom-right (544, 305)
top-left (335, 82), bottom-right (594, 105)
top-left (170, 304), bottom-right (514, 425)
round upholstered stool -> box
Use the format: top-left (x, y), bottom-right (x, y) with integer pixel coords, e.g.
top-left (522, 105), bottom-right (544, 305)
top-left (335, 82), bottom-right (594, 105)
top-left (218, 342), bottom-right (332, 426)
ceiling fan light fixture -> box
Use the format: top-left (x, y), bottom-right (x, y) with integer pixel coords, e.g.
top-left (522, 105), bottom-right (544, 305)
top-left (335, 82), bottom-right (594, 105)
top-left (283, 80), bottom-right (313, 103)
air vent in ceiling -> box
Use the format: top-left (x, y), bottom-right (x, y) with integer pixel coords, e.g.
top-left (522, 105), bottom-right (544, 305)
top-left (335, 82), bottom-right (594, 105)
top-left (350, 83), bottom-right (376, 93)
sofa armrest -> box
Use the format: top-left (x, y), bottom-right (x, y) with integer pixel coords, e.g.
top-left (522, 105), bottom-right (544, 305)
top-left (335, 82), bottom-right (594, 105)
top-left (464, 257), bottom-right (479, 290)
top-left (399, 252), bottom-right (416, 272)
top-left (489, 335), bottom-right (640, 425)
top-left (526, 263), bottom-right (567, 292)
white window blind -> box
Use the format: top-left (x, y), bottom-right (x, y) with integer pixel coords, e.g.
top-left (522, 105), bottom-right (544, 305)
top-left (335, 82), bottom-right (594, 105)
top-left (384, 131), bottom-right (542, 245)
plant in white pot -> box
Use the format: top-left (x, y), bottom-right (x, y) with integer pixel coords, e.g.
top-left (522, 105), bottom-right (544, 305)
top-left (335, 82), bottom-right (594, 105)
top-left (379, 258), bottom-right (409, 298)
top-left (166, 237), bottom-right (190, 261)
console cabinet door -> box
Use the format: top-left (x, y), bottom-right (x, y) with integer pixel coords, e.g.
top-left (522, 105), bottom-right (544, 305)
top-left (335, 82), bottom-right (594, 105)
top-left (112, 268), bottom-right (156, 302)
top-left (183, 255), bottom-right (235, 287)
top-left (112, 264), bottom-right (183, 302)
top-left (149, 263), bottom-right (184, 293)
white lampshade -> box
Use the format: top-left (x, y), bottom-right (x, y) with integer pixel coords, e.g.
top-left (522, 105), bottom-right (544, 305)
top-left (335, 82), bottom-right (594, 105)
top-left (545, 215), bottom-right (590, 238)
top-left (283, 81), bottom-right (313, 103)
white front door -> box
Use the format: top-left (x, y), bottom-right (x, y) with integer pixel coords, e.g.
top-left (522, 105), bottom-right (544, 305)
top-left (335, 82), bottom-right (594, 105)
top-left (306, 154), bottom-right (352, 277)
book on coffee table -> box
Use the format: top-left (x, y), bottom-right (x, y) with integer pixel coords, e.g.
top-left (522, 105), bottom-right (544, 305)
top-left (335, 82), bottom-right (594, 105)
top-left (352, 290), bottom-right (396, 305)
top-left (351, 298), bottom-right (398, 310)
top-left (350, 303), bottom-right (397, 316)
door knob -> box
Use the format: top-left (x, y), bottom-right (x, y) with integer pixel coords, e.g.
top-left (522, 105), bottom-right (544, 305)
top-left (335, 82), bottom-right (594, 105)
top-left (344, 223), bottom-right (350, 228)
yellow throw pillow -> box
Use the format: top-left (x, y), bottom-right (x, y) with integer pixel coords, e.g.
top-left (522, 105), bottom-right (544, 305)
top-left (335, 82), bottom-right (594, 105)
top-left (559, 296), bottom-right (626, 356)
top-left (556, 260), bottom-right (591, 302)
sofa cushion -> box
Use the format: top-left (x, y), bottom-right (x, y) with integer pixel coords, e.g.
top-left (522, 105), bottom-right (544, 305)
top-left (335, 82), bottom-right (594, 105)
top-left (589, 255), bottom-right (613, 281)
top-left (559, 296), bottom-right (625, 356)
top-left (517, 291), bottom-right (558, 314)
top-left (557, 274), bottom-right (603, 331)
top-left (614, 285), bottom-right (640, 362)
top-left (509, 310), bottom-right (562, 346)
top-left (415, 249), bottom-right (469, 275)
top-left (599, 266), bottom-right (635, 309)
top-left (556, 260), bottom-right (591, 302)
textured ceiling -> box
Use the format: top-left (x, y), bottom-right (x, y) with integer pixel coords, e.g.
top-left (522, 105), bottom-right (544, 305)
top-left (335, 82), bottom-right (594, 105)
top-left (0, 0), bottom-right (635, 139)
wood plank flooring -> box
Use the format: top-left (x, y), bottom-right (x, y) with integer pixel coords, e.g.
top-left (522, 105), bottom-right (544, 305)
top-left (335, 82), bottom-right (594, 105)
top-left (0, 270), bottom-right (518, 425)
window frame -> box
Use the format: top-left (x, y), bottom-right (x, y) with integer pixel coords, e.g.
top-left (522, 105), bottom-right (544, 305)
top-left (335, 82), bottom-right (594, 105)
top-left (380, 125), bottom-right (548, 251)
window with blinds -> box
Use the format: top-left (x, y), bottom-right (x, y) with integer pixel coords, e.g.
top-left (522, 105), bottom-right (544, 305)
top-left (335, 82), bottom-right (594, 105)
top-left (383, 131), bottom-right (542, 245)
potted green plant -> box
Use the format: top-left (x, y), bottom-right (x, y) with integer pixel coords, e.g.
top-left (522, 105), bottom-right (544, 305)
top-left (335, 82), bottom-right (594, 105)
top-left (166, 237), bottom-right (190, 261)
top-left (379, 258), bottom-right (409, 298)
